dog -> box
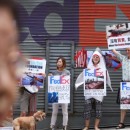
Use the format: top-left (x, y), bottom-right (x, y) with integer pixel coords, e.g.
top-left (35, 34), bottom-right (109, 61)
top-left (13, 111), bottom-right (46, 130)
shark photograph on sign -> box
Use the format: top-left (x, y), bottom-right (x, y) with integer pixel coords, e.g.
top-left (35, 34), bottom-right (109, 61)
top-left (106, 23), bottom-right (130, 49)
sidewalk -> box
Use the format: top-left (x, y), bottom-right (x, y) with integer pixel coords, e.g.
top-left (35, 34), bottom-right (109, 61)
top-left (90, 127), bottom-right (130, 130)
top-left (38, 128), bottom-right (130, 130)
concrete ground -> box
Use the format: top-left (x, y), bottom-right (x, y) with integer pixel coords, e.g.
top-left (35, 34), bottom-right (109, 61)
top-left (99, 127), bottom-right (130, 130)
top-left (38, 128), bottom-right (130, 130)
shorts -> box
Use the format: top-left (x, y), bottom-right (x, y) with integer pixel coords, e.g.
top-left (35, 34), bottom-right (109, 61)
top-left (20, 89), bottom-right (31, 112)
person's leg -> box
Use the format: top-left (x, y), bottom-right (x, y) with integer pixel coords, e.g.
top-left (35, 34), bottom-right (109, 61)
top-left (50, 103), bottom-right (59, 128)
top-left (95, 119), bottom-right (100, 130)
top-left (120, 110), bottom-right (127, 123)
top-left (61, 103), bottom-right (68, 129)
top-left (83, 120), bottom-right (90, 130)
top-left (20, 89), bottom-right (30, 117)
top-left (116, 110), bottom-right (127, 129)
top-left (83, 99), bottom-right (92, 130)
top-left (94, 99), bottom-right (102, 130)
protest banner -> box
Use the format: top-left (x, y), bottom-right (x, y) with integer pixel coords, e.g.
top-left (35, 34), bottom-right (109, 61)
top-left (87, 50), bottom-right (121, 70)
top-left (106, 23), bottom-right (130, 49)
top-left (84, 68), bottom-right (106, 96)
top-left (74, 49), bottom-right (121, 70)
top-left (48, 75), bottom-right (70, 103)
top-left (120, 82), bottom-right (130, 109)
top-left (21, 57), bottom-right (46, 90)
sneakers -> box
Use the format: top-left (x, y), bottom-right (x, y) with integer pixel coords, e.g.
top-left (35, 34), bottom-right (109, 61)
top-left (82, 127), bottom-right (89, 130)
top-left (63, 126), bottom-right (67, 130)
top-left (50, 125), bottom-right (55, 130)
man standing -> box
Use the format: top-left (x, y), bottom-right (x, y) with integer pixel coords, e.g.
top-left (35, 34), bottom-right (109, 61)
top-left (112, 48), bottom-right (130, 129)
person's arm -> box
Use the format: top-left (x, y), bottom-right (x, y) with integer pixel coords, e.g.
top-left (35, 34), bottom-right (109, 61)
top-left (67, 70), bottom-right (71, 75)
top-left (112, 49), bottom-right (124, 62)
top-left (112, 49), bottom-right (119, 55)
top-left (48, 73), bottom-right (53, 76)
top-left (48, 70), bottom-right (55, 76)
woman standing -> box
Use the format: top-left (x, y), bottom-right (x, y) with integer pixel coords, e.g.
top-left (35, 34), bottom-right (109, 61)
top-left (50, 57), bottom-right (70, 130)
top-left (83, 49), bottom-right (105, 130)
top-left (75, 48), bottom-right (112, 130)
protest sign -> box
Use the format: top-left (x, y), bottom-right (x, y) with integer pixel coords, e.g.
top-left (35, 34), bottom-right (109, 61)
top-left (102, 51), bottom-right (121, 69)
top-left (120, 82), bottom-right (130, 109)
top-left (74, 48), bottom-right (87, 68)
top-left (21, 57), bottom-right (46, 90)
top-left (48, 75), bottom-right (70, 103)
top-left (84, 68), bottom-right (106, 96)
top-left (87, 51), bottom-right (121, 69)
top-left (106, 23), bottom-right (130, 49)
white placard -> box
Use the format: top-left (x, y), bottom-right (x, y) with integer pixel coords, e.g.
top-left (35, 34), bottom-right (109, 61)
top-left (106, 23), bottom-right (130, 49)
top-left (84, 68), bottom-right (106, 96)
top-left (107, 36), bottom-right (130, 49)
top-left (120, 82), bottom-right (130, 109)
top-left (48, 75), bottom-right (70, 103)
top-left (21, 58), bottom-right (46, 92)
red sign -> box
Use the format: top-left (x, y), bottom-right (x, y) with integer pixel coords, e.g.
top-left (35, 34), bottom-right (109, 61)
top-left (74, 48), bottom-right (87, 68)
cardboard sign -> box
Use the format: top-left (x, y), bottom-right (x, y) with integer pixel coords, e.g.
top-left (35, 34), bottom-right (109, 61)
top-left (120, 82), bottom-right (130, 109)
top-left (21, 58), bottom-right (46, 90)
top-left (106, 23), bottom-right (130, 49)
top-left (84, 68), bottom-right (106, 96)
top-left (48, 76), bottom-right (70, 103)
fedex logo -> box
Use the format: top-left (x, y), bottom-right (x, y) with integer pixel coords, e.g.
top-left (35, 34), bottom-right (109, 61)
top-left (50, 76), bottom-right (70, 84)
top-left (85, 69), bottom-right (103, 77)
top-left (122, 82), bottom-right (130, 90)
top-left (18, 0), bottom-right (130, 46)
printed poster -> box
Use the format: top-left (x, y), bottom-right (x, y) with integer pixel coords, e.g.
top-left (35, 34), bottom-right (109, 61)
top-left (120, 82), bottom-right (130, 109)
top-left (106, 23), bottom-right (130, 49)
top-left (21, 58), bottom-right (46, 89)
top-left (48, 76), bottom-right (70, 103)
top-left (84, 68), bottom-right (106, 96)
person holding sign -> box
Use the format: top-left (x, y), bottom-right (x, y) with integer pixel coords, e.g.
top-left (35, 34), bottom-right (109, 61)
top-left (20, 58), bottom-right (46, 117)
top-left (75, 48), bottom-right (112, 130)
top-left (49, 57), bottom-right (70, 130)
top-left (112, 48), bottom-right (130, 129)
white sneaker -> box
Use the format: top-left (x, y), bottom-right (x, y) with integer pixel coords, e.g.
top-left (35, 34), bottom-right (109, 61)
top-left (82, 127), bottom-right (89, 130)
top-left (50, 125), bottom-right (55, 130)
top-left (63, 126), bottom-right (67, 130)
